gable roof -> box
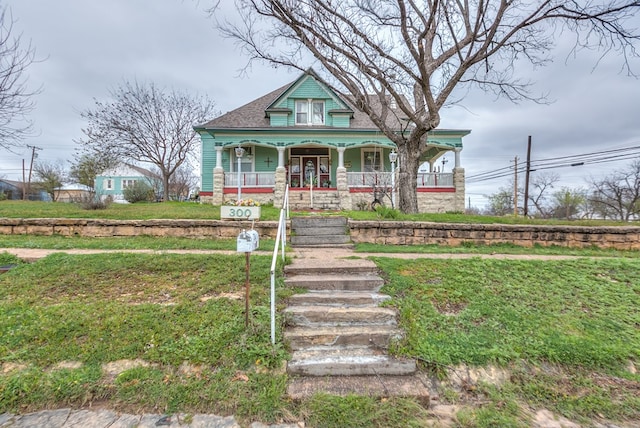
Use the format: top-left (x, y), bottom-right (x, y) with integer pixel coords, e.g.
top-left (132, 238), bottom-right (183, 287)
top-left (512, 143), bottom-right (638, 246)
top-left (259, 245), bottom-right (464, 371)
top-left (99, 163), bottom-right (158, 179)
top-left (195, 71), bottom-right (411, 131)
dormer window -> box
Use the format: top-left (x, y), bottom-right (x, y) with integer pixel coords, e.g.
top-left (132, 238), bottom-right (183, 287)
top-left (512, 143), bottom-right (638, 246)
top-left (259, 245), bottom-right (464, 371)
top-left (296, 99), bottom-right (324, 125)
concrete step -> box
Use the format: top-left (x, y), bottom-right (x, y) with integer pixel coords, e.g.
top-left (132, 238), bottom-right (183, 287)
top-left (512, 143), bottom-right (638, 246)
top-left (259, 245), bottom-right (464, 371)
top-left (287, 348), bottom-right (416, 376)
top-left (284, 274), bottom-right (384, 292)
top-left (290, 235), bottom-right (351, 246)
top-left (284, 305), bottom-right (397, 327)
top-left (292, 226), bottom-right (347, 236)
top-left (291, 216), bottom-right (347, 228)
top-left (287, 375), bottom-right (430, 401)
top-left (287, 291), bottom-right (390, 307)
top-left (285, 259), bottom-right (378, 276)
top-left (284, 325), bottom-right (403, 350)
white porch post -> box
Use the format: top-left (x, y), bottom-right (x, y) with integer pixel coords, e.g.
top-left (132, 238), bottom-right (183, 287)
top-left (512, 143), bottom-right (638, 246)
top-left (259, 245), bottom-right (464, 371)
top-left (212, 144), bottom-right (225, 206)
top-left (337, 146), bottom-right (345, 168)
top-left (215, 146), bottom-right (223, 170)
top-left (454, 148), bottom-right (461, 168)
top-left (277, 146), bottom-right (285, 168)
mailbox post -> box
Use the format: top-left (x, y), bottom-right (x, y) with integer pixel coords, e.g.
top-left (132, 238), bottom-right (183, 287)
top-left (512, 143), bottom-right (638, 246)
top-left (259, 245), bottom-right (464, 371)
top-left (237, 229), bottom-right (259, 326)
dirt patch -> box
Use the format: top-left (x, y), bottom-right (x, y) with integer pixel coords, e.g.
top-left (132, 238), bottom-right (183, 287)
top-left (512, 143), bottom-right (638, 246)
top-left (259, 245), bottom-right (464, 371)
top-left (432, 300), bottom-right (468, 316)
top-left (200, 292), bottom-right (243, 302)
top-left (51, 361), bottom-right (83, 371)
top-left (2, 362), bottom-right (28, 374)
top-left (102, 359), bottom-right (155, 380)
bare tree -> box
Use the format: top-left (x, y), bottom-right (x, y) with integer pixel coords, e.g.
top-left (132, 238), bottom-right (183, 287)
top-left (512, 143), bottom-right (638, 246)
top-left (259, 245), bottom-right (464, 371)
top-left (528, 172), bottom-right (560, 218)
top-left (33, 160), bottom-right (66, 201)
top-left (78, 80), bottom-right (217, 201)
top-left (212, 1), bottom-right (640, 213)
top-left (588, 160), bottom-right (640, 221)
top-left (0, 5), bottom-right (39, 151)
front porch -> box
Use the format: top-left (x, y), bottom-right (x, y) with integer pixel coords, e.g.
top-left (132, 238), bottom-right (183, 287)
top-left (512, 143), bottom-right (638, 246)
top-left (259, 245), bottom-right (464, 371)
top-left (214, 169), bottom-right (464, 212)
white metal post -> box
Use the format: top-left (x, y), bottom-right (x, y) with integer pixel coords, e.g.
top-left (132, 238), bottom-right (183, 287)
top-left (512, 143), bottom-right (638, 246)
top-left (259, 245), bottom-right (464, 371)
top-left (235, 147), bottom-right (245, 201)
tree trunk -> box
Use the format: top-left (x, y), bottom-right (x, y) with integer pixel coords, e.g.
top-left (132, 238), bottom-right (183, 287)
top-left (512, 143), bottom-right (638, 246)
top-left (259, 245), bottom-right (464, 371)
top-left (396, 138), bottom-right (422, 214)
top-left (163, 174), bottom-right (170, 202)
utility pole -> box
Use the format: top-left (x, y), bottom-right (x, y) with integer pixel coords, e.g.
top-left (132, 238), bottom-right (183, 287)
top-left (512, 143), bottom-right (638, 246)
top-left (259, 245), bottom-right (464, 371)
top-left (513, 156), bottom-right (519, 216)
top-left (25, 145), bottom-right (41, 201)
top-left (524, 136), bottom-right (532, 217)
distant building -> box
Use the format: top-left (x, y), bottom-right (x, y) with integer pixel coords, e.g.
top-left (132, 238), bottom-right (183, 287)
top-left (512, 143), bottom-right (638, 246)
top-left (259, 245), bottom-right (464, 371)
top-left (0, 179), bottom-right (51, 201)
top-left (94, 164), bottom-right (160, 203)
top-left (54, 183), bottom-right (93, 203)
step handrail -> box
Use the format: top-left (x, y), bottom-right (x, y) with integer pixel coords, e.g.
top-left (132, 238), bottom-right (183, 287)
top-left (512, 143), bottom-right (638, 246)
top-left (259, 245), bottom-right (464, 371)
top-left (269, 185), bottom-right (289, 345)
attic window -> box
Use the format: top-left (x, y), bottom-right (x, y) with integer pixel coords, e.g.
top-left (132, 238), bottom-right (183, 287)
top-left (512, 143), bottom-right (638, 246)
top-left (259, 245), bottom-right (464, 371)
top-left (296, 100), bottom-right (324, 125)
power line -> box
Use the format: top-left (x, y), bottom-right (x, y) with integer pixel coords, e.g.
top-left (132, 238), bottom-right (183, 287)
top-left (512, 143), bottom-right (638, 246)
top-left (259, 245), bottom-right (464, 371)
top-left (467, 144), bottom-right (640, 183)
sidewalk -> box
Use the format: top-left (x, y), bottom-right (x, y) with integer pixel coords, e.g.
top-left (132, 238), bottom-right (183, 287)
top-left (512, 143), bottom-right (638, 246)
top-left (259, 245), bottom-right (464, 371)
top-left (0, 408), bottom-right (301, 428)
top-left (1, 246), bottom-right (600, 262)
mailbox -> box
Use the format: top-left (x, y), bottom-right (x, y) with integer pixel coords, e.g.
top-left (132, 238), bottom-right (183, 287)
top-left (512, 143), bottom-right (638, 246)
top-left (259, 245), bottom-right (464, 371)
top-left (237, 229), bottom-right (259, 252)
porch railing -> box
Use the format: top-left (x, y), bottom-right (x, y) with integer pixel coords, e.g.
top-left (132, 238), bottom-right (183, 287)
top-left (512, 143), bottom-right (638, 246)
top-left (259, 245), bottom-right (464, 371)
top-left (225, 172), bottom-right (275, 187)
top-left (416, 173), bottom-right (453, 187)
top-left (347, 172), bottom-right (454, 188)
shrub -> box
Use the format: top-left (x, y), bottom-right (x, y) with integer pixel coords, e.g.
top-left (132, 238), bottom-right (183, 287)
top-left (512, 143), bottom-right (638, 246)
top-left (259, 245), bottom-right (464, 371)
top-left (123, 181), bottom-right (154, 203)
top-left (78, 193), bottom-right (110, 210)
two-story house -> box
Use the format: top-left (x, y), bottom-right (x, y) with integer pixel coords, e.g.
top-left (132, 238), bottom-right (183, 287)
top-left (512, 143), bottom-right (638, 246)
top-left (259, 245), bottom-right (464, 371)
top-left (195, 70), bottom-right (470, 212)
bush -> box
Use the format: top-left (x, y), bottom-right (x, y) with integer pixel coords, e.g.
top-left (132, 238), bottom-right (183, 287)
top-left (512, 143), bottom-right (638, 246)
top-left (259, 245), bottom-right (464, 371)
top-left (78, 193), bottom-right (110, 210)
top-left (123, 181), bottom-right (154, 203)
top-left (375, 205), bottom-right (400, 219)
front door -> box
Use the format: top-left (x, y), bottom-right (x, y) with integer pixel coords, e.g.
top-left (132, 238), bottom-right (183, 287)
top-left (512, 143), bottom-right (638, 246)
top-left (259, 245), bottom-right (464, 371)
top-left (302, 157), bottom-right (317, 186)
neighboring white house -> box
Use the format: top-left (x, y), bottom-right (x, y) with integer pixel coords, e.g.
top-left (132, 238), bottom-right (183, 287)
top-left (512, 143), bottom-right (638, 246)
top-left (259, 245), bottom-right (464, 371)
top-left (95, 164), bottom-right (159, 203)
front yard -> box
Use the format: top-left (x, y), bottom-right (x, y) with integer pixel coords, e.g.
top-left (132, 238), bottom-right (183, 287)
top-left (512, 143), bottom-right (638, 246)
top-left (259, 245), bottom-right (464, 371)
top-left (0, 249), bottom-right (638, 427)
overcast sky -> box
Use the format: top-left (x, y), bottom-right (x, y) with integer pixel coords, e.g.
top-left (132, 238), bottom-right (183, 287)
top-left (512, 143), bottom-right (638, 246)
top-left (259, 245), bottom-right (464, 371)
top-left (2, 0), bottom-right (640, 209)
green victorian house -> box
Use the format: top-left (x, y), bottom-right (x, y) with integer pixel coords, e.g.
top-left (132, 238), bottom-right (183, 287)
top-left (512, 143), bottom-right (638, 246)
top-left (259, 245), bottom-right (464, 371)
top-left (195, 70), bottom-right (470, 212)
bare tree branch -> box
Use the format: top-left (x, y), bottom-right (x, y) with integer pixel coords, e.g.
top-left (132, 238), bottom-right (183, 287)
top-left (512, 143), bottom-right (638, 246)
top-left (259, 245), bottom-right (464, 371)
top-left (0, 5), bottom-right (41, 151)
top-left (77, 80), bottom-right (218, 201)
top-left (211, 0), bottom-right (640, 213)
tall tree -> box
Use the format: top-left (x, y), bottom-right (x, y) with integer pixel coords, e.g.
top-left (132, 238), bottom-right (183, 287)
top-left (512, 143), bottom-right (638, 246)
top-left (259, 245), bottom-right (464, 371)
top-left (588, 160), bottom-right (640, 221)
top-left (0, 5), bottom-right (39, 151)
top-left (33, 160), bottom-right (66, 201)
top-left (551, 187), bottom-right (586, 220)
top-left (213, 1), bottom-right (640, 213)
top-left (68, 152), bottom-right (119, 192)
top-left (78, 80), bottom-right (217, 201)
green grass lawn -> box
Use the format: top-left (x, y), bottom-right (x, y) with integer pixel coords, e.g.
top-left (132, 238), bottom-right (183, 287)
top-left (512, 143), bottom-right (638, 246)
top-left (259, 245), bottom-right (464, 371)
top-left (0, 251), bottom-right (638, 426)
top-left (1, 199), bottom-right (636, 226)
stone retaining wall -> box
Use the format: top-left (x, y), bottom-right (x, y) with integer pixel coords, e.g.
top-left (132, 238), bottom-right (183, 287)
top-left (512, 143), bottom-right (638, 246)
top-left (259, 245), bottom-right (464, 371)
top-left (348, 220), bottom-right (640, 250)
top-left (0, 218), bottom-right (280, 239)
top-left (1, 218), bottom-right (639, 250)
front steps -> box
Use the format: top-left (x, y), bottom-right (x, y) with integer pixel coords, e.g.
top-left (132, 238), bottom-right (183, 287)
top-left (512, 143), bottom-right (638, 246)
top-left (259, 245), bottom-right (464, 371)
top-left (283, 257), bottom-right (429, 400)
top-left (290, 216), bottom-right (351, 247)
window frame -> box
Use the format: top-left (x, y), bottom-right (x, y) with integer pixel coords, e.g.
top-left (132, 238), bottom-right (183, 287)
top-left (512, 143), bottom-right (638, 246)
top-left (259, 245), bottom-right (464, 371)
top-left (295, 99), bottom-right (325, 125)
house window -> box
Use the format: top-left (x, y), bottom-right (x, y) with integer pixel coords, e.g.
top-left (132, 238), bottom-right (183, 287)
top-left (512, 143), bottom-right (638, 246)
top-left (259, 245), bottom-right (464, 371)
top-left (295, 100), bottom-right (324, 125)
top-left (105, 179), bottom-right (113, 190)
top-left (363, 149), bottom-right (383, 172)
top-left (122, 179), bottom-right (137, 189)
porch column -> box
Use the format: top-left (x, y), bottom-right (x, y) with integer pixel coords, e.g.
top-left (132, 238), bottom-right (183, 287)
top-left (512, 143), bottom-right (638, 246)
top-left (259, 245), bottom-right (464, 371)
top-left (273, 145), bottom-right (287, 208)
top-left (336, 146), bottom-right (352, 209)
top-left (215, 146), bottom-right (224, 170)
top-left (453, 149), bottom-right (465, 212)
top-left (277, 146), bottom-right (286, 168)
top-left (212, 145), bottom-right (225, 206)
top-left (337, 146), bottom-right (345, 168)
